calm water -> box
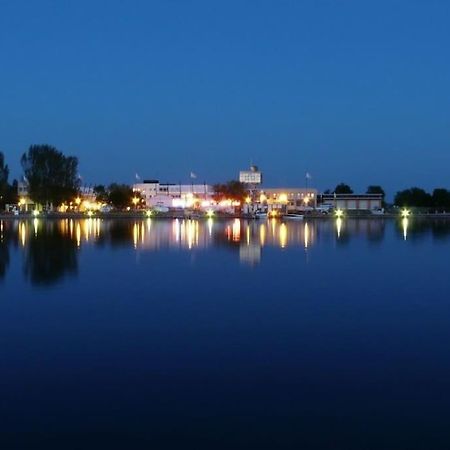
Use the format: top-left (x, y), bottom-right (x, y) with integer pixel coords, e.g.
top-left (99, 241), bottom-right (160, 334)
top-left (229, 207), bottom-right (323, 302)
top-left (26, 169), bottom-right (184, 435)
top-left (1, 217), bottom-right (450, 449)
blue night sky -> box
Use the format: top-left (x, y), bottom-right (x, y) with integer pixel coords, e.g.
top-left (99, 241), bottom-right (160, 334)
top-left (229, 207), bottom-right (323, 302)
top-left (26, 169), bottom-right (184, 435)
top-left (1, 0), bottom-right (449, 195)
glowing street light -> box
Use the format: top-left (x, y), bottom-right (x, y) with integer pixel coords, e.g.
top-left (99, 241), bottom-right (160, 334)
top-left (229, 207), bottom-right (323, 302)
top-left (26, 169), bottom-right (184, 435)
top-left (401, 208), bottom-right (411, 218)
top-left (132, 197), bottom-right (140, 209)
top-left (335, 209), bottom-right (344, 218)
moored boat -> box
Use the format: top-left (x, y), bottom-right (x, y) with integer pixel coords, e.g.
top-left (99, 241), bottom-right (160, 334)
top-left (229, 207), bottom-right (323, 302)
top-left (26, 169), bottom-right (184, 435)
top-left (282, 213), bottom-right (304, 221)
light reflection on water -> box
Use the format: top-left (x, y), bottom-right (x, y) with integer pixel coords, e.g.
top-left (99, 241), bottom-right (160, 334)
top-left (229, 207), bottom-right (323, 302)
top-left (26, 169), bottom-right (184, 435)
top-left (2, 216), bottom-right (450, 447)
top-left (1, 217), bottom-right (450, 285)
top-left (7, 216), bottom-right (450, 251)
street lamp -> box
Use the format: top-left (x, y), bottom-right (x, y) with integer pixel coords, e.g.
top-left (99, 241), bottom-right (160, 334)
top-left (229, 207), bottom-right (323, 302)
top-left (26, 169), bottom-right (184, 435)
top-left (401, 208), bottom-right (411, 218)
top-left (335, 209), bottom-right (344, 218)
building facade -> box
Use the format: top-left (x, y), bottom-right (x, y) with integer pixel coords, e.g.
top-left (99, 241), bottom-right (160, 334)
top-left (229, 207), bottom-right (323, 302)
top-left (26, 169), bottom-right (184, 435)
top-left (319, 193), bottom-right (383, 211)
top-left (133, 180), bottom-right (214, 208)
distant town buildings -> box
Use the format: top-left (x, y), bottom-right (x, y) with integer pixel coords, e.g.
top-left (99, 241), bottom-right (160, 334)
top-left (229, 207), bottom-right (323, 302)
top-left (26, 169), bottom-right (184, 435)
top-left (133, 179), bottom-right (215, 209)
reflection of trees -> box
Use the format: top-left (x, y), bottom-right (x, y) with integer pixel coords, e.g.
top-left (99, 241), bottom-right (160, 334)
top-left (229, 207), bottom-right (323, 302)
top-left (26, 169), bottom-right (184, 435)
top-left (0, 221), bottom-right (16, 281)
top-left (431, 220), bottom-right (450, 241)
top-left (24, 222), bottom-right (78, 285)
top-left (395, 218), bottom-right (450, 241)
top-left (95, 221), bottom-right (134, 247)
top-left (0, 241), bottom-right (9, 280)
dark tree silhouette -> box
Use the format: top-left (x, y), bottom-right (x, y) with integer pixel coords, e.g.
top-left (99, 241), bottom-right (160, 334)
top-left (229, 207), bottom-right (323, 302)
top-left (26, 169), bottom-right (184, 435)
top-left (366, 185), bottom-right (385, 197)
top-left (334, 183), bottom-right (353, 194)
top-left (21, 144), bottom-right (80, 208)
top-left (0, 151), bottom-right (9, 209)
top-left (394, 187), bottom-right (432, 208)
top-left (213, 180), bottom-right (247, 202)
top-left (107, 183), bottom-right (134, 209)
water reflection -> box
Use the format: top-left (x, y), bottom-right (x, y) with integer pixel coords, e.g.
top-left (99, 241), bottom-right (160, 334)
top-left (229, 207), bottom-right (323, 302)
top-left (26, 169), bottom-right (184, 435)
top-left (402, 217), bottom-right (409, 241)
top-left (23, 220), bottom-right (78, 285)
top-left (1, 218), bottom-right (450, 283)
top-left (0, 221), bottom-right (10, 280)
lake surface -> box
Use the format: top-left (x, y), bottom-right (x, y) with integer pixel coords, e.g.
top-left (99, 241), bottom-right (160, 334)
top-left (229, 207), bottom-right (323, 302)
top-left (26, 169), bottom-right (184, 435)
top-left (1, 217), bottom-right (450, 449)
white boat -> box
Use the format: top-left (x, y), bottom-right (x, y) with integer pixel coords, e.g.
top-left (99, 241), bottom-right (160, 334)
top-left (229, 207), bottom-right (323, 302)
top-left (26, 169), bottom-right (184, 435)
top-left (254, 211), bottom-right (268, 219)
top-left (282, 213), bottom-right (304, 221)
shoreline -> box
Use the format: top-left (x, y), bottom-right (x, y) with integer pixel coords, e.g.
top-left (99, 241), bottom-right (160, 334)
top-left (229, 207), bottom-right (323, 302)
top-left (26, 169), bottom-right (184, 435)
top-left (2, 212), bottom-right (450, 221)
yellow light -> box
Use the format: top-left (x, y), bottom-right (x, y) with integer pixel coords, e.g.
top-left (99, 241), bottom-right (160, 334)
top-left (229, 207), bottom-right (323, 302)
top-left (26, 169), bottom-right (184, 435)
top-left (259, 223), bottom-right (266, 246)
top-left (206, 209), bottom-right (214, 218)
top-left (133, 222), bottom-right (138, 249)
top-left (19, 197), bottom-right (26, 206)
top-left (259, 194), bottom-right (267, 203)
top-left (336, 217), bottom-right (343, 238)
top-left (401, 208), bottom-right (411, 218)
top-left (279, 223), bottom-right (287, 248)
top-left (32, 210), bottom-right (39, 217)
top-left (245, 196), bottom-right (251, 204)
top-left (335, 209), bottom-right (344, 218)
top-left (207, 217), bottom-right (213, 235)
top-left (232, 219), bottom-right (241, 241)
top-left (132, 197), bottom-right (139, 206)
top-left (19, 222), bottom-right (26, 247)
top-left (145, 210), bottom-right (153, 217)
top-left (87, 211), bottom-right (93, 217)
top-left (75, 197), bottom-right (81, 205)
top-left (402, 217), bottom-right (409, 240)
top-left (304, 222), bottom-right (309, 249)
top-left (278, 193), bottom-right (288, 203)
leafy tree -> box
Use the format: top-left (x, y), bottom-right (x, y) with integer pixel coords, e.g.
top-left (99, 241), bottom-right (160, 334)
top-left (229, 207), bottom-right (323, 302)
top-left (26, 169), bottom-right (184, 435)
top-left (107, 183), bottom-right (134, 209)
top-left (21, 145), bottom-right (80, 208)
top-left (213, 180), bottom-right (247, 202)
top-left (394, 187), bottom-right (432, 208)
top-left (334, 183), bottom-right (353, 194)
top-left (432, 188), bottom-right (450, 209)
top-left (0, 152), bottom-right (9, 208)
top-left (5, 179), bottom-right (18, 206)
top-left (93, 184), bottom-right (109, 203)
top-left (366, 185), bottom-right (385, 197)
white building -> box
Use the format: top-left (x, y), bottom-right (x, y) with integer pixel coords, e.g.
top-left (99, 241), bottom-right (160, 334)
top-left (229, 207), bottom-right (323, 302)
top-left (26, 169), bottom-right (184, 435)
top-left (133, 179), bottom-right (214, 209)
top-left (239, 165), bottom-right (262, 185)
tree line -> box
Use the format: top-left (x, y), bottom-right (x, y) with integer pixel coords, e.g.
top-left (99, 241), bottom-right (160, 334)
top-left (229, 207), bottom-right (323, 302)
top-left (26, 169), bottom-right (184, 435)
top-left (1, 145), bottom-right (140, 210)
top-left (2, 145), bottom-right (450, 211)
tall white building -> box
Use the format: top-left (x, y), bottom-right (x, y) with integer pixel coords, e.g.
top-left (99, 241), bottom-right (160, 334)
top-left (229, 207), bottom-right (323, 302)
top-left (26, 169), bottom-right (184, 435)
top-left (239, 165), bottom-right (262, 185)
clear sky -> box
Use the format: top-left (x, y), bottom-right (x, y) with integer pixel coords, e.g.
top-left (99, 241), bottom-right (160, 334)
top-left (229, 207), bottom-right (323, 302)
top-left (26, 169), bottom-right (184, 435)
top-left (1, 0), bottom-right (449, 195)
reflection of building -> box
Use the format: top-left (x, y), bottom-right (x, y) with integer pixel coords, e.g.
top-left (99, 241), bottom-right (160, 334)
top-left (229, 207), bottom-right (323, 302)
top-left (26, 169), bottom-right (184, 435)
top-left (133, 180), bottom-right (214, 208)
top-left (320, 193), bottom-right (383, 211)
top-left (239, 244), bottom-right (261, 265)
